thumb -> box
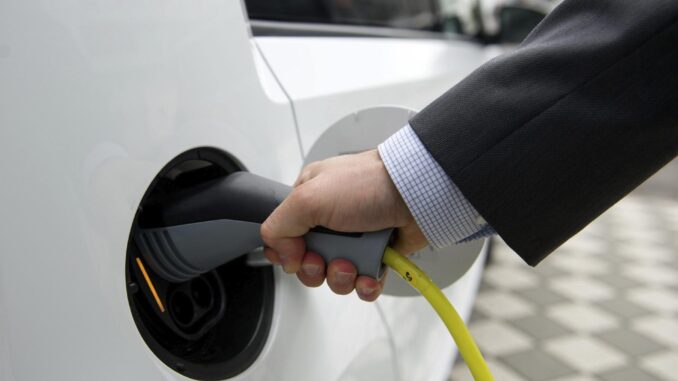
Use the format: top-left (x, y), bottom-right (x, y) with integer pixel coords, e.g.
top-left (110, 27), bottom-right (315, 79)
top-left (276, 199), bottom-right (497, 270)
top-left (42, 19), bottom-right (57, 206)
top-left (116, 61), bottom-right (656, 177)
top-left (391, 224), bottom-right (428, 256)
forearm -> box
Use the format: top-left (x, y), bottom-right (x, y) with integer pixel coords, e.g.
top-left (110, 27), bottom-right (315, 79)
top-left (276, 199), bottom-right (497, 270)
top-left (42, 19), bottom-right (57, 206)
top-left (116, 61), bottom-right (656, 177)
top-left (409, 0), bottom-right (678, 264)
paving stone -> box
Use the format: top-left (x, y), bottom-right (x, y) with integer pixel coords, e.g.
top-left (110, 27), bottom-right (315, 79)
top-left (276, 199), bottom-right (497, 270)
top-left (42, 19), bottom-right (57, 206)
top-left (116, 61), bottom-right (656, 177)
top-left (596, 328), bottom-right (666, 357)
top-left (641, 351), bottom-right (678, 381)
top-left (551, 377), bottom-right (597, 381)
top-left (548, 255), bottom-right (609, 275)
top-left (468, 320), bottom-right (533, 357)
top-left (617, 244), bottom-right (677, 264)
top-left (622, 264), bottom-right (678, 286)
top-left (531, 262), bottom-right (569, 278)
top-left (546, 303), bottom-right (618, 333)
top-left (469, 308), bottom-right (489, 324)
top-left (596, 273), bottom-right (642, 289)
top-left (501, 349), bottom-right (575, 381)
top-left (633, 316), bottom-right (678, 348)
top-left (452, 195), bottom-right (678, 381)
top-left (515, 288), bottom-right (570, 307)
top-left (628, 287), bottom-right (678, 314)
top-left (484, 265), bottom-right (540, 290)
top-left (549, 276), bottom-right (615, 302)
top-left (597, 298), bottom-right (652, 320)
top-left (451, 359), bottom-right (526, 381)
top-left (478, 280), bottom-right (495, 293)
top-left (510, 315), bottom-right (572, 341)
top-left (599, 366), bottom-right (662, 381)
top-left (544, 336), bottom-right (626, 374)
top-left (474, 290), bottom-right (535, 319)
top-left (559, 234), bottom-right (609, 255)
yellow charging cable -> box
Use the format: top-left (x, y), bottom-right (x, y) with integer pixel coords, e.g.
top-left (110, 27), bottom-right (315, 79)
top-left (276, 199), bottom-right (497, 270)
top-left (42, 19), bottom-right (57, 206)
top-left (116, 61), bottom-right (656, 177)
top-left (383, 246), bottom-right (494, 381)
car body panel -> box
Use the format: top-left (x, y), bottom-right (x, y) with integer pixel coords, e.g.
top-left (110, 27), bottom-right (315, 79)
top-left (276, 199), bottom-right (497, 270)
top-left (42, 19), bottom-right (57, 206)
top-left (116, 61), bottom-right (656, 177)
top-left (254, 35), bottom-right (487, 154)
top-left (0, 1), bottom-right (489, 380)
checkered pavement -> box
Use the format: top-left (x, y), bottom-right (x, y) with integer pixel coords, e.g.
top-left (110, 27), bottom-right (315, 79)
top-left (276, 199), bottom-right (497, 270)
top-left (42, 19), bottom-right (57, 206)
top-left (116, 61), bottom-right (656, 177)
top-left (452, 195), bottom-right (678, 381)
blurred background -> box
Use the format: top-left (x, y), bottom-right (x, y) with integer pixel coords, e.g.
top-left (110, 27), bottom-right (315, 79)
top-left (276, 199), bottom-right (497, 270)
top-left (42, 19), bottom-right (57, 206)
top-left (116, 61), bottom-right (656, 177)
top-left (246, 0), bottom-right (562, 44)
top-left (453, 161), bottom-right (678, 381)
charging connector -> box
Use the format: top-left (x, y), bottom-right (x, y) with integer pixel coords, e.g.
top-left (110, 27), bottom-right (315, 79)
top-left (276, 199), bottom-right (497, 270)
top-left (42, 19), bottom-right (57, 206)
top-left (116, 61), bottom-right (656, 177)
top-left (130, 167), bottom-right (493, 380)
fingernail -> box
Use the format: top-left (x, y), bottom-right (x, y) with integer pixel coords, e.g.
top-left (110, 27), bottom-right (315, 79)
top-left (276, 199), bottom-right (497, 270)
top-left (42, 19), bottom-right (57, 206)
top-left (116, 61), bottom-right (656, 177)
top-left (282, 263), bottom-right (296, 273)
top-left (334, 271), bottom-right (354, 287)
top-left (361, 287), bottom-right (377, 297)
top-left (302, 263), bottom-right (322, 277)
top-left (278, 253), bottom-right (288, 267)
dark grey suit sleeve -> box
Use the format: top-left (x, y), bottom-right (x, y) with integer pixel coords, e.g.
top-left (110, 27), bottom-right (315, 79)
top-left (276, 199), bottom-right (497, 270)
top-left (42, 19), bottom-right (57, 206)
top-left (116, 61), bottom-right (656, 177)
top-left (410, 0), bottom-right (678, 265)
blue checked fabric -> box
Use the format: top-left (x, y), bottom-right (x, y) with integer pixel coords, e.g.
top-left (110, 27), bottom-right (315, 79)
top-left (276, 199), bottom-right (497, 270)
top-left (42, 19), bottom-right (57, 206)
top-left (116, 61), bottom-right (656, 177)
top-left (378, 125), bottom-right (495, 248)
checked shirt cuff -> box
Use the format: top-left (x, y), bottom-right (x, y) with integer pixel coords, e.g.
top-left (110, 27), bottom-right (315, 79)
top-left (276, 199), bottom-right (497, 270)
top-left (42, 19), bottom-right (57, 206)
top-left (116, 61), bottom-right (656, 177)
top-left (378, 124), bottom-right (495, 249)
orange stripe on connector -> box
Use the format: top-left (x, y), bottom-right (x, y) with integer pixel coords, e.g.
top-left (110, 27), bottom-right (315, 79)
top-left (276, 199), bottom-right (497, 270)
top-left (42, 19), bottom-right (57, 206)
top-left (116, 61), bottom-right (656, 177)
top-left (135, 257), bottom-right (165, 313)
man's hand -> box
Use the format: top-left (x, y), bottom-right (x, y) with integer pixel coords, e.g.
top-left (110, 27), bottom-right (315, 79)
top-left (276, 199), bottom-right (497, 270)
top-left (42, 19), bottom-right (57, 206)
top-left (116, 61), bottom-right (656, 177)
top-left (260, 149), bottom-right (427, 301)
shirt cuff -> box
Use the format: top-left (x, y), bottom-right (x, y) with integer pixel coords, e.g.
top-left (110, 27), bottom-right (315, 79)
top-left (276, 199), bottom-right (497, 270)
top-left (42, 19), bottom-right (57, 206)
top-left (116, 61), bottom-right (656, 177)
top-left (378, 124), bottom-right (495, 248)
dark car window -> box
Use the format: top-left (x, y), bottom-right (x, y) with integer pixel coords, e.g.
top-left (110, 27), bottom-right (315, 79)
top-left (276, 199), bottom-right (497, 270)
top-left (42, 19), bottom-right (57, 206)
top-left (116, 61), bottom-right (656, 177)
top-left (245, 0), bottom-right (442, 32)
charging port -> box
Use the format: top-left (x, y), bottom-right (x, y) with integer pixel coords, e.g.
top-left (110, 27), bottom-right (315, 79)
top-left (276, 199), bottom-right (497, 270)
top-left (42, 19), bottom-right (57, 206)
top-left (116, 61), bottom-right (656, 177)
top-left (126, 148), bottom-right (274, 380)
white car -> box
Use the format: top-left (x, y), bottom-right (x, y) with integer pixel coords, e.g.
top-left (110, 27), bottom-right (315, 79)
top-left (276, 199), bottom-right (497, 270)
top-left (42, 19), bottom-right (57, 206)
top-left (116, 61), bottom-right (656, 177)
top-left (0, 1), bottom-right (541, 380)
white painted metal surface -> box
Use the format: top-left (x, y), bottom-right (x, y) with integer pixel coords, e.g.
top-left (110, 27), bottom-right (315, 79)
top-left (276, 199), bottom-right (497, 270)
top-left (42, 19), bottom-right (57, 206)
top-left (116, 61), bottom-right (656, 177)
top-left (254, 35), bottom-right (487, 154)
top-left (0, 1), bottom-right (491, 380)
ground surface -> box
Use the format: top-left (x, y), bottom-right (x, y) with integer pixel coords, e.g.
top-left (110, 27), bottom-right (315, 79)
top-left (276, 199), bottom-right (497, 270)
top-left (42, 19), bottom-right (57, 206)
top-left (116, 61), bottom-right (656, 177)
top-left (452, 160), bottom-right (678, 381)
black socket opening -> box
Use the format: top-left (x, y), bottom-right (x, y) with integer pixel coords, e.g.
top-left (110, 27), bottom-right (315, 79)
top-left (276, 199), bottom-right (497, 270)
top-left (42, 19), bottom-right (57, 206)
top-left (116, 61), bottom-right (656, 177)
top-left (126, 148), bottom-right (275, 380)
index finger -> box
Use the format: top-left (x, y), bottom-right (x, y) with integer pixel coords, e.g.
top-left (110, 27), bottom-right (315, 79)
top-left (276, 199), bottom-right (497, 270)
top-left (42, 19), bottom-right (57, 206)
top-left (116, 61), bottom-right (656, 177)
top-left (261, 184), bottom-right (319, 243)
top-left (260, 185), bottom-right (320, 272)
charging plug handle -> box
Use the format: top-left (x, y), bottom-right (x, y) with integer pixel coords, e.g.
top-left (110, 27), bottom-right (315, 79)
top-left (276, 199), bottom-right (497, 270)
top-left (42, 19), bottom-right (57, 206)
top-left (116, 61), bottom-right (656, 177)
top-left (134, 172), bottom-right (393, 282)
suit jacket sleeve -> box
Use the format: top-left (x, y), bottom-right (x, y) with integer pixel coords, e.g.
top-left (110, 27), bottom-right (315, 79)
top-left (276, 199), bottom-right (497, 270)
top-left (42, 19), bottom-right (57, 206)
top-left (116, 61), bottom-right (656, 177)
top-left (410, 0), bottom-right (678, 265)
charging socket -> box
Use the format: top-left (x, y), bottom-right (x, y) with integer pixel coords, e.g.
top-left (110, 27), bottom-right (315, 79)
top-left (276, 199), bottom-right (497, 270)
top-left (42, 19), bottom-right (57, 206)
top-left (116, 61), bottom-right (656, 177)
top-left (126, 148), bottom-right (274, 380)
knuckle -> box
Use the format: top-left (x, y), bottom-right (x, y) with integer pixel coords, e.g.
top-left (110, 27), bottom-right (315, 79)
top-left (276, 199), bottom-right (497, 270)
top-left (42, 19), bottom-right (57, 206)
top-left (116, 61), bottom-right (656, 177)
top-left (291, 184), bottom-right (317, 208)
top-left (259, 221), bottom-right (275, 241)
top-left (305, 161), bottom-right (321, 173)
top-left (297, 162), bottom-right (320, 184)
